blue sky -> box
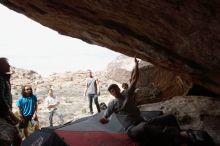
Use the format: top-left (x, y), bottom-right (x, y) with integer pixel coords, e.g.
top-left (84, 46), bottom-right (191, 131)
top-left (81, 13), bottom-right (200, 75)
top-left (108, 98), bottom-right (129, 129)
top-left (0, 5), bottom-right (120, 76)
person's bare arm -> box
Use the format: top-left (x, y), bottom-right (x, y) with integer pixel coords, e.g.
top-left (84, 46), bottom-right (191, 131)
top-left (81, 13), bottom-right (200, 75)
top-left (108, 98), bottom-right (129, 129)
top-left (129, 57), bottom-right (139, 92)
top-left (18, 106), bottom-right (23, 116)
top-left (35, 101), bottom-right (38, 113)
top-left (99, 117), bottom-right (109, 124)
top-left (100, 101), bottom-right (115, 124)
top-left (32, 100), bottom-right (38, 120)
top-left (45, 97), bottom-right (58, 109)
top-left (9, 110), bottom-right (20, 124)
top-left (47, 101), bottom-right (59, 108)
top-left (47, 104), bottom-right (57, 108)
top-left (18, 106), bottom-right (25, 123)
top-left (96, 79), bottom-right (100, 96)
top-left (84, 80), bottom-right (88, 97)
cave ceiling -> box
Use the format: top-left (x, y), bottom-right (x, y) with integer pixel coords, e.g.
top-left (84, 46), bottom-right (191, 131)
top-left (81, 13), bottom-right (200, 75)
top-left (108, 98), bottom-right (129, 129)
top-left (1, 0), bottom-right (220, 95)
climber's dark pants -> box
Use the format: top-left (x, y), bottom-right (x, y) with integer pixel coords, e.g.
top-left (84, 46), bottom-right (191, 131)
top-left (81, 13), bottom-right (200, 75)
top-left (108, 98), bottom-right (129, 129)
top-left (127, 114), bottom-right (180, 146)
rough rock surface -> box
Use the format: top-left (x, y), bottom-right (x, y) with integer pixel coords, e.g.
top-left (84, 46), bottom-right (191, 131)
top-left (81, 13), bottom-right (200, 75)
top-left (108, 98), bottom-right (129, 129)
top-left (1, 0), bottom-right (220, 96)
top-left (10, 67), bottom-right (43, 98)
top-left (139, 96), bottom-right (220, 144)
top-left (10, 67), bottom-right (115, 100)
top-left (107, 55), bottom-right (192, 104)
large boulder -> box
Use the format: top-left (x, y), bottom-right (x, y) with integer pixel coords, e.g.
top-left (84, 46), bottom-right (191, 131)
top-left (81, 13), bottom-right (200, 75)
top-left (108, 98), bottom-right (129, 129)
top-left (139, 96), bottom-right (220, 145)
top-left (106, 55), bottom-right (134, 83)
top-left (10, 67), bottom-right (43, 99)
top-left (106, 55), bottom-right (192, 104)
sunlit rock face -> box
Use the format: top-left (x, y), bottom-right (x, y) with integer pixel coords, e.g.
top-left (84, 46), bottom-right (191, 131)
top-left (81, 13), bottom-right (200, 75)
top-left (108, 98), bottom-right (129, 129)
top-left (139, 96), bottom-right (220, 144)
top-left (106, 55), bottom-right (192, 104)
top-left (1, 1), bottom-right (220, 95)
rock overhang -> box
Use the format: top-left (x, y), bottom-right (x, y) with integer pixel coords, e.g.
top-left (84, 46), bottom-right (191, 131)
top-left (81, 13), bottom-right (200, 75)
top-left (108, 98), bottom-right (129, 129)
top-left (1, 0), bottom-right (220, 96)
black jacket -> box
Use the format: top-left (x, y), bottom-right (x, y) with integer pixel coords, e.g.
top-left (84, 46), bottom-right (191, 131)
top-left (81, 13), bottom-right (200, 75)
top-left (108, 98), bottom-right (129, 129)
top-left (0, 73), bottom-right (12, 118)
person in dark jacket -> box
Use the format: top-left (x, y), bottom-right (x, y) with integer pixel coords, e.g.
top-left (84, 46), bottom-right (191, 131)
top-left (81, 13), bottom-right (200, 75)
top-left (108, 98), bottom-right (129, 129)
top-left (0, 57), bottom-right (22, 146)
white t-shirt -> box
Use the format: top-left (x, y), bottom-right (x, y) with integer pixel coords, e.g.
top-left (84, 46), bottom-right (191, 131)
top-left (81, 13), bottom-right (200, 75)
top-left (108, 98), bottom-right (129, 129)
top-left (45, 96), bottom-right (60, 112)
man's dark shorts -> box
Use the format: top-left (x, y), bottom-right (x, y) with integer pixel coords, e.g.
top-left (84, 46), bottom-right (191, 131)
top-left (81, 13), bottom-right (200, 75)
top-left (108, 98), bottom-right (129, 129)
top-left (19, 115), bottom-right (33, 129)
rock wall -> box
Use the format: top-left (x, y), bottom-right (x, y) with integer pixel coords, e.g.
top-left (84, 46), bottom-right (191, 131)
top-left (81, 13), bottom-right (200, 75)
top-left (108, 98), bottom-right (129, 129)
top-left (107, 55), bottom-right (192, 104)
top-left (10, 68), bottom-right (114, 102)
top-left (1, 0), bottom-right (220, 95)
top-left (139, 96), bottom-right (220, 144)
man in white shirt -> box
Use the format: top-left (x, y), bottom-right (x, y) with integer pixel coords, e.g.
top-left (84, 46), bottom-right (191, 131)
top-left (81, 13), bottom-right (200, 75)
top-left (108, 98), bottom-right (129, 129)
top-left (45, 89), bottom-right (64, 126)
